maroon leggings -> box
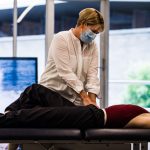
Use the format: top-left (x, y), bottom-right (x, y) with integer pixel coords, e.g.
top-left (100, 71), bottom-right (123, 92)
top-left (105, 104), bottom-right (149, 128)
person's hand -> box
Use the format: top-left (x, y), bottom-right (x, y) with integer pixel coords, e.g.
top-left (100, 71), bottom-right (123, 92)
top-left (79, 90), bottom-right (99, 108)
top-left (83, 96), bottom-right (97, 106)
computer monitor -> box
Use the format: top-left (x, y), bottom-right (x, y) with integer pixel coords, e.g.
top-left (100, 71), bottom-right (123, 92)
top-left (0, 57), bottom-right (38, 113)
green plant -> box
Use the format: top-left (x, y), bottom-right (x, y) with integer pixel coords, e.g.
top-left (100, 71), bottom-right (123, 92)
top-left (124, 65), bottom-right (150, 107)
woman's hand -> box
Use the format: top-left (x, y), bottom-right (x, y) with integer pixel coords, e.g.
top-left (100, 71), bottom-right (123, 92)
top-left (79, 90), bottom-right (98, 107)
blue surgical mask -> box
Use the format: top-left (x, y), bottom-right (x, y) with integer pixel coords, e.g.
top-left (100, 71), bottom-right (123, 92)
top-left (80, 29), bottom-right (96, 43)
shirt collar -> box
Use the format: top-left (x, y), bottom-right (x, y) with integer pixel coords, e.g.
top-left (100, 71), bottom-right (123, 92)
top-left (69, 28), bottom-right (89, 50)
top-left (69, 28), bottom-right (80, 42)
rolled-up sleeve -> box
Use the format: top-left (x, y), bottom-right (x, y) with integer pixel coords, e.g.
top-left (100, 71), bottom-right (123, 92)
top-left (51, 34), bottom-right (83, 94)
top-left (85, 44), bottom-right (102, 99)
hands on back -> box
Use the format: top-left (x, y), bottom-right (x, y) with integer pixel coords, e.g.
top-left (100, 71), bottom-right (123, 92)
top-left (79, 90), bottom-right (99, 108)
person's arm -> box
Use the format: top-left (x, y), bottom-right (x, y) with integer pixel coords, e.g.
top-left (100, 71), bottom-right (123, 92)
top-left (51, 33), bottom-right (84, 94)
top-left (85, 43), bottom-right (101, 99)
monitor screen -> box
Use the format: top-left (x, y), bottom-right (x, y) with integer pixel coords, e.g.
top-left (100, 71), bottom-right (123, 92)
top-left (0, 57), bottom-right (38, 113)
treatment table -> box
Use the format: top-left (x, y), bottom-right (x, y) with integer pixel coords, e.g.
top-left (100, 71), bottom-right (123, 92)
top-left (0, 128), bottom-right (150, 150)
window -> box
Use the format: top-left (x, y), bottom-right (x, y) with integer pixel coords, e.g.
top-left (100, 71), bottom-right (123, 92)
top-left (109, 1), bottom-right (150, 108)
top-left (0, 57), bottom-right (38, 112)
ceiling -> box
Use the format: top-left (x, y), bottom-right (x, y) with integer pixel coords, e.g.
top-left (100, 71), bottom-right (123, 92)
top-left (0, 1), bottom-right (150, 22)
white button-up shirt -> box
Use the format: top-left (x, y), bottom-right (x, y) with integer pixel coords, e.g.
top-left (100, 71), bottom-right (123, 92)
top-left (40, 29), bottom-right (101, 105)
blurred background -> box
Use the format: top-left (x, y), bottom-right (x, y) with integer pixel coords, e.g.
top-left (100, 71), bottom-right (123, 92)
top-left (0, 0), bottom-right (150, 113)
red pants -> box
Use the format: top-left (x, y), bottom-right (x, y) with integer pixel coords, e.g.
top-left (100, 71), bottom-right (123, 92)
top-left (105, 104), bottom-right (149, 128)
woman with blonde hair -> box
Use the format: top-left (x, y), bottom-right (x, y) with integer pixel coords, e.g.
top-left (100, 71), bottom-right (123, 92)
top-left (39, 8), bottom-right (104, 107)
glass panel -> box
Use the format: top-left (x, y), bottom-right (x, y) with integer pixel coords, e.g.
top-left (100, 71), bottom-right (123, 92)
top-left (17, 0), bottom-right (46, 36)
top-left (54, 0), bottom-right (101, 71)
top-left (0, 0), bottom-right (13, 37)
top-left (109, 1), bottom-right (150, 107)
top-left (110, 1), bottom-right (150, 29)
top-left (0, 57), bottom-right (38, 112)
top-left (55, 1), bottom-right (101, 105)
top-left (17, 0), bottom-right (46, 80)
top-left (109, 82), bottom-right (150, 109)
top-left (0, 1), bottom-right (13, 148)
top-left (0, 0), bottom-right (13, 56)
top-left (55, 0), bottom-right (100, 33)
top-left (17, 35), bottom-right (45, 80)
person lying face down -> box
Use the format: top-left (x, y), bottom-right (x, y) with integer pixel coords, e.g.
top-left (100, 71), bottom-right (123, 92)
top-left (0, 84), bottom-right (149, 129)
top-left (0, 103), bottom-right (150, 129)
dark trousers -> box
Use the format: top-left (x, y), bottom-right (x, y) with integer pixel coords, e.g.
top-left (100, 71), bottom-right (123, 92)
top-left (1, 105), bottom-right (104, 129)
top-left (0, 84), bottom-right (104, 129)
top-left (5, 84), bottom-right (75, 112)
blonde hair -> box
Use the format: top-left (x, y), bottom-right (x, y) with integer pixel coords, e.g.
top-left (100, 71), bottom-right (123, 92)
top-left (77, 8), bottom-right (104, 31)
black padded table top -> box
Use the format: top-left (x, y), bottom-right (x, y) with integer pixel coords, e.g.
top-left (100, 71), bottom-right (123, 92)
top-left (0, 128), bottom-right (82, 141)
top-left (1, 128), bottom-right (150, 142)
top-left (85, 129), bottom-right (150, 141)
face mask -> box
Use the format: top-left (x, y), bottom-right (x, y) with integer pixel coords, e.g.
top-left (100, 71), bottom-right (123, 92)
top-left (80, 29), bottom-right (96, 43)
